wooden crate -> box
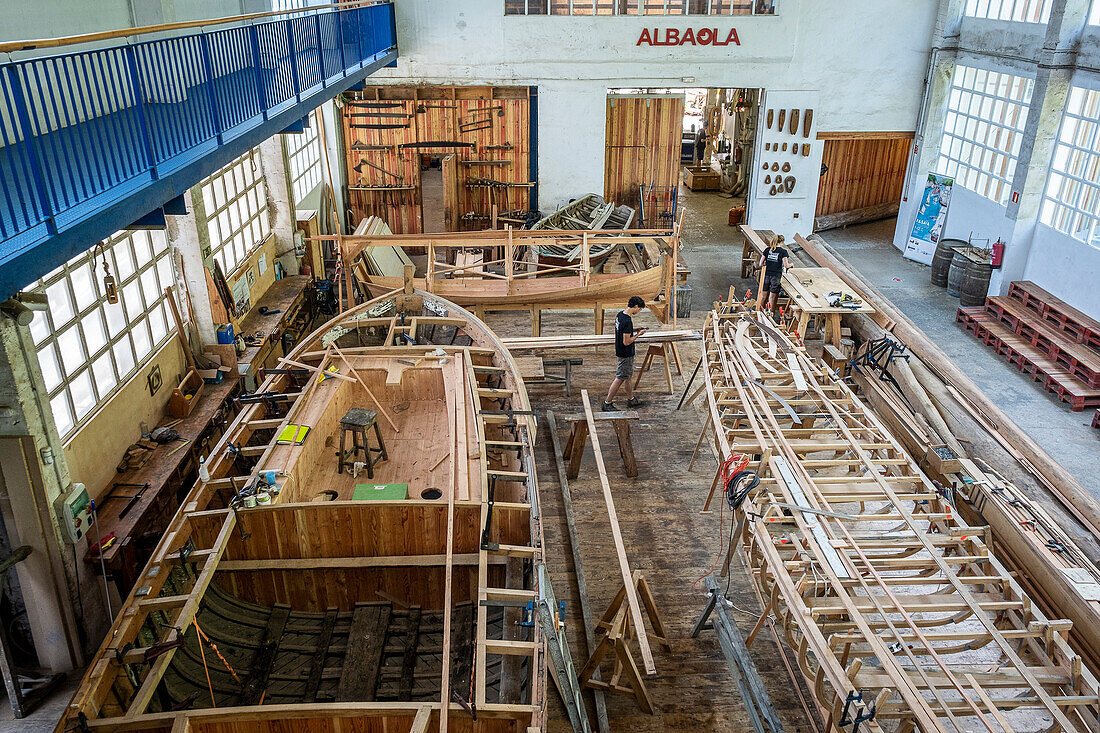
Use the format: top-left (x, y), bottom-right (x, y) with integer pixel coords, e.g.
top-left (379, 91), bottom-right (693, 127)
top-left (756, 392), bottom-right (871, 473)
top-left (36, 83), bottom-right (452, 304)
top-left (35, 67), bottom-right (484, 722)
top-left (683, 166), bottom-right (720, 191)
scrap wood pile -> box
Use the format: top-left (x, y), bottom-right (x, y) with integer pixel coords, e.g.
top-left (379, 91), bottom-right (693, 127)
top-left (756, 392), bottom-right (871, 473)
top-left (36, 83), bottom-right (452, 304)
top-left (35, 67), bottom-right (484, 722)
top-left (701, 298), bottom-right (1100, 731)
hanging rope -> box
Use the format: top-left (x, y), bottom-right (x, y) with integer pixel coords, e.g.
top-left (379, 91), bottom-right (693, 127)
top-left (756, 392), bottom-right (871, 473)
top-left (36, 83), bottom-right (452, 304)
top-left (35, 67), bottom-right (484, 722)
top-left (194, 620), bottom-right (216, 709)
top-left (194, 619), bottom-right (242, 687)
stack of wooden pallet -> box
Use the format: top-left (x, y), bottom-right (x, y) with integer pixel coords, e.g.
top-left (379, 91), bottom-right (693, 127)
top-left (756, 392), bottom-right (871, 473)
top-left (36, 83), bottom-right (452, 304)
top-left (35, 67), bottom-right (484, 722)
top-left (957, 280), bottom-right (1100, 412)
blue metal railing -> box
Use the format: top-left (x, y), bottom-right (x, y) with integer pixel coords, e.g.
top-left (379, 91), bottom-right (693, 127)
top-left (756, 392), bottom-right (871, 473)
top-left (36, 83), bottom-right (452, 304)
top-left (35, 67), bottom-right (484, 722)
top-left (0, 2), bottom-right (396, 295)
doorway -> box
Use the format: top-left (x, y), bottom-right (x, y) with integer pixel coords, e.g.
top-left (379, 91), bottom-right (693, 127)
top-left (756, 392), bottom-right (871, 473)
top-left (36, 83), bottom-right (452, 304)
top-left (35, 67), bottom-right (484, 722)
top-left (605, 88), bottom-right (760, 230)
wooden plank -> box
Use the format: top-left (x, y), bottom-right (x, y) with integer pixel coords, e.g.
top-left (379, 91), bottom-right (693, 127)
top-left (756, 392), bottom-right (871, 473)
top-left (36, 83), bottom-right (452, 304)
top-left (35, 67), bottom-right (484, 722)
top-left (305, 609), bottom-right (338, 701)
top-left (580, 390), bottom-right (655, 675)
top-left (239, 605), bottom-right (290, 705)
top-left (336, 603), bottom-right (392, 702)
top-left (546, 410), bottom-right (611, 733)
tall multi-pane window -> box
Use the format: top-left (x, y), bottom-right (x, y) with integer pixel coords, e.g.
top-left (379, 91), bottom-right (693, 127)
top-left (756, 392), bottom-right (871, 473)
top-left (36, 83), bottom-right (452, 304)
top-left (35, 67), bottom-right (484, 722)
top-left (936, 65), bottom-right (1034, 204)
top-left (285, 118), bottom-right (323, 205)
top-left (1090, 0), bottom-right (1100, 24)
top-left (505, 0), bottom-right (773, 15)
top-left (964, 0), bottom-right (1051, 22)
top-left (201, 149), bottom-right (271, 275)
top-left (1040, 87), bottom-right (1100, 248)
top-left (27, 230), bottom-right (176, 438)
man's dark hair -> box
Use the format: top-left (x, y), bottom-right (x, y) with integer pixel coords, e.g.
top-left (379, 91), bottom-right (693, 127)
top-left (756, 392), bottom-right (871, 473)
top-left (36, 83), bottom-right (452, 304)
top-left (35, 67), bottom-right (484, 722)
top-left (628, 296), bottom-right (645, 308)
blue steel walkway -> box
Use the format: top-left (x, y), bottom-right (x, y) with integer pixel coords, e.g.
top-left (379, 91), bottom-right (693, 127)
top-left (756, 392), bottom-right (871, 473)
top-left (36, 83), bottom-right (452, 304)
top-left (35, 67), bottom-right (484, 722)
top-left (0, 2), bottom-right (397, 297)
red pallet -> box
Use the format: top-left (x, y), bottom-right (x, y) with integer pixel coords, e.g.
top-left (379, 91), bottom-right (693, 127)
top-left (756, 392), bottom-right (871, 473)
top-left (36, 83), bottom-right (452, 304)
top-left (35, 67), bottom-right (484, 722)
top-left (985, 296), bottom-right (1100, 388)
top-left (1093, 409), bottom-right (1100, 429)
top-left (957, 307), bottom-right (1100, 411)
top-left (1007, 281), bottom-right (1100, 352)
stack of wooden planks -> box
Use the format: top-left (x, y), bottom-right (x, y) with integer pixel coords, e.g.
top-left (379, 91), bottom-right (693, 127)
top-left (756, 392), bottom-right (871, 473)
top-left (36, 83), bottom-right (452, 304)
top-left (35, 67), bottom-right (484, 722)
top-left (701, 299), bottom-right (1100, 731)
top-left (957, 280), bottom-right (1100, 411)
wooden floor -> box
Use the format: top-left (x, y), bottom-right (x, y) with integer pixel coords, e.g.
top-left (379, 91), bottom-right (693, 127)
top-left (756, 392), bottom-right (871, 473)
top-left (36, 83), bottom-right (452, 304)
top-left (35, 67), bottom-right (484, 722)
top-left (478, 307), bottom-right (817, 732)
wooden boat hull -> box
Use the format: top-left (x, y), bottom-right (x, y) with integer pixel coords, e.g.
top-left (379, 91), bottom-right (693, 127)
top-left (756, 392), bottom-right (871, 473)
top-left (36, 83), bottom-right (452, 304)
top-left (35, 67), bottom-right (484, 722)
top-left (59, 291), bottom-right (558, 733)
top-left (360, 259), bottom-right (668, 308)
top-left (701, 300), bottom-right (1100, 732)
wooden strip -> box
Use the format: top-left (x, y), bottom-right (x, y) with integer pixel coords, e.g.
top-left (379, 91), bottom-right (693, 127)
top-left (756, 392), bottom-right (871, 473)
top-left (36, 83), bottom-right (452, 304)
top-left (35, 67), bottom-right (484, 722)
top-left (580, 390), bottom-right (655, 675)
top-left (336, 604), bottom-right (391, 702)
top-left (304, 609), bottom-right (338, 700)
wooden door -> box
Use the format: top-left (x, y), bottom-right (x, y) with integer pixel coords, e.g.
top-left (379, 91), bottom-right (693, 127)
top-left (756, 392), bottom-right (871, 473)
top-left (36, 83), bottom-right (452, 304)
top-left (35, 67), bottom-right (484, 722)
top-left (815, 135), bottom-right (912, 217)
top-left (604, 94), bottom-right (684, 210)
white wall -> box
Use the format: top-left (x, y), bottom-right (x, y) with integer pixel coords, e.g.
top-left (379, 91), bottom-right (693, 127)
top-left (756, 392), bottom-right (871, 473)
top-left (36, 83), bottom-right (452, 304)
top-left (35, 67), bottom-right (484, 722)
top-left (373, 0), bottom-right (938, 218)
top-left (938, 185), bottom-right (1017, 294)
top-left (1024, 225), bottom-right (1100, 317)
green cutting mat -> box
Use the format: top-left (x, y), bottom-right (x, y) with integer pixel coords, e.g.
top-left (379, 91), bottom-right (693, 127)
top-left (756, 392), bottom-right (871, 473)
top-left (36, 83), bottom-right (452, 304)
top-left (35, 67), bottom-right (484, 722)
top-left (352, 483), bottom-right (409, 501)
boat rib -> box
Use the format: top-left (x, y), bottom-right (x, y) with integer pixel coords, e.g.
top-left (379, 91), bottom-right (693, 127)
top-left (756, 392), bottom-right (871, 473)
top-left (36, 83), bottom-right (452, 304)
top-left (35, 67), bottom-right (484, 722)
top-left (703, 299), bottom-right (1100, 732)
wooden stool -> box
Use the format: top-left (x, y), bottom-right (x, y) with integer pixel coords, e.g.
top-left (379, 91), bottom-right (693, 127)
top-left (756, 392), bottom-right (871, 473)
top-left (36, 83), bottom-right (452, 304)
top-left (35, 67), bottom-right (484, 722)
top-left (338, 407), bottom-right (387, 477)
top-left (633, 343), bottom-right (676, 394)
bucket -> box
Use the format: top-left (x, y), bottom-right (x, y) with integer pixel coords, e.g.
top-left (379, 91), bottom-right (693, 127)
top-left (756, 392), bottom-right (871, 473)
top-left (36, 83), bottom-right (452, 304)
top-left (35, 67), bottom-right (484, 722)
top-left (946, 252), bottom-right (966, 298)
top-left (931, 238), bottom-right (965, 288)
top-left (959, 258), bottom-right (993, 307)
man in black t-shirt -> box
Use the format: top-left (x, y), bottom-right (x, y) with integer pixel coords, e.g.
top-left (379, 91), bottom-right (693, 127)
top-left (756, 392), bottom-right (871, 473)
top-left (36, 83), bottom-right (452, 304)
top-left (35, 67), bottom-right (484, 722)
top-left (602, 295), bottom-right (647, 411)
top-left (756, 234), bottom-right (792, 312)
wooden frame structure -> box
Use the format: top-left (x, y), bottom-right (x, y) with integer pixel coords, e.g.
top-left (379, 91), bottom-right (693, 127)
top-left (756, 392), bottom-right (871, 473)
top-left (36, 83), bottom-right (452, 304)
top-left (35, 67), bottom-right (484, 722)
top-left (59, 290), bottom-right (555, 732)
top-left (701, 298), bottom-right (1100, 731)
top-left (325, 227), bottom-right (682, 335)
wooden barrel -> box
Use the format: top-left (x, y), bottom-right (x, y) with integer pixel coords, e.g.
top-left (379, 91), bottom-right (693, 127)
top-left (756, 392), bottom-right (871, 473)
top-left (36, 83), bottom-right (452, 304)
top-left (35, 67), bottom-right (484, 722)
top-left (946, 251), bottom-right (966, 297)
top-left (931, 238), bottom-right (964, 288)
top-left (959, 259), bottom-right (993, 307)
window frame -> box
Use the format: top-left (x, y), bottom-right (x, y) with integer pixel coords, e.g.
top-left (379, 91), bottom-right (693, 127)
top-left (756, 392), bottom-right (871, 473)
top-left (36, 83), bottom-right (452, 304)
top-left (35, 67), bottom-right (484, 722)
top-left (27, 229), bottom-right (178, 440)
top-left (504, 0), bottom-right (776, 16)
top-left (200, 148), bottom-right (272, 277)
top-left (285, 116), bottom-right (323, 205)
top-left (1040, 85), bottom-right (1100, 249)
top-left (936, 64), bottom-right (1034, 205)
top-left (964, 0), bottom-right (1051, 23)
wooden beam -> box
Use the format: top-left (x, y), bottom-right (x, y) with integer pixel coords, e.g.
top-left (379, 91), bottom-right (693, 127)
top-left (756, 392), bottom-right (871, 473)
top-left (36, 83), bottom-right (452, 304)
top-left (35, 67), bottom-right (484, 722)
top-left (580, 390), bottom-right (655, 675)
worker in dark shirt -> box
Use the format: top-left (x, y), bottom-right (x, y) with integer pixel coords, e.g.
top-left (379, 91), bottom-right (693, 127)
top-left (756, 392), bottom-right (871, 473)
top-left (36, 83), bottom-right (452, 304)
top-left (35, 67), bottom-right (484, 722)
top-left (695, 127), bottom-right (708, 165)
top-left (603, 295), bottom-right (647, 411)
top-left (756, 234), bottom-right (792, 313)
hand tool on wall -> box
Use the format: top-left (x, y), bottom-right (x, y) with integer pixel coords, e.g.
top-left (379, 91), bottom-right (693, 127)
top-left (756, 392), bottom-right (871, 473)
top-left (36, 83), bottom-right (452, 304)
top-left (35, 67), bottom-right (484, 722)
top-left (351, 142), bottom-right (394, 151)
top-left (789, 108), bottom-right (799, 136)
top-left (487, 142), bottom-right (514, 150)
top-left (415, 103), bottom-right (458, 113)
top-left (347, 101), bottom-right (406, 109)
top-left (399, 141), bottom-right (475, 149)
top-left (459, 120), bottom-right (493, 133)
top-left (353, 158), bottom-right (400, 180)
top-left (348, 112), bottom-right (410, 119)
top-left (350, 123), bottom-right (410, 130)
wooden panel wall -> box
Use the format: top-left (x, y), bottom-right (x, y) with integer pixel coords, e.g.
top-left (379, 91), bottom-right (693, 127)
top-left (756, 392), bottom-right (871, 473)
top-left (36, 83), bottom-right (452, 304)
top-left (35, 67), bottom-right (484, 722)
top-left (604, 95), bottom-right (684, 210)
top-left (344, 86), bottom-right (532, 233)
top-left (815, 135), bottom-right (912, 217)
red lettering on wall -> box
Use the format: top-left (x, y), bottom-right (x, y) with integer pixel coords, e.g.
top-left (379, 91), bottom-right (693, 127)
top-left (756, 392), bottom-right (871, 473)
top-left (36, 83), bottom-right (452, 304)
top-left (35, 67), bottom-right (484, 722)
top-left (636, 27), bottom-right (740, 47)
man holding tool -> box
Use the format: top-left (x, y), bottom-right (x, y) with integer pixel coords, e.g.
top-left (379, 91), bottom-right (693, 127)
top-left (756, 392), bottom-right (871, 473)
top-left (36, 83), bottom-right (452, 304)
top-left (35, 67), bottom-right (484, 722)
top-left (603, 296), bottom-right (647, 411)
top-left (756, 233), bottom-right (792, 314)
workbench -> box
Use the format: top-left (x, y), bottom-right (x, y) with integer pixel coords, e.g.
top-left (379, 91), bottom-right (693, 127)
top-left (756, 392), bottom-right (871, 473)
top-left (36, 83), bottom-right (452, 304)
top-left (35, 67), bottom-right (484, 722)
top-left (236, 275), bottom-right (313, 373)
top-left (88, 375), bottom-right (242, 594)
top-left (782, 266), bottom-right (876, 346)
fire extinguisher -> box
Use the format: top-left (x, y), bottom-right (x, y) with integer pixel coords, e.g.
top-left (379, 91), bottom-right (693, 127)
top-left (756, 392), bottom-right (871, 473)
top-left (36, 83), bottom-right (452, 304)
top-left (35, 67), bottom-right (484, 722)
top-left (991, 239), bottom-right (1005, 268)
top-left (733, 145), bottom-right (743, 164)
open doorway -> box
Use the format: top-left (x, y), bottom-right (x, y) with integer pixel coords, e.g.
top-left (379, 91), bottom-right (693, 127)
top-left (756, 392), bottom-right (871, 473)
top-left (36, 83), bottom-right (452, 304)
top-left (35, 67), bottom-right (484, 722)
top-left (419, 154), bottom-right (446, 233)
top-left (605, 87), bottom-right (761, 230)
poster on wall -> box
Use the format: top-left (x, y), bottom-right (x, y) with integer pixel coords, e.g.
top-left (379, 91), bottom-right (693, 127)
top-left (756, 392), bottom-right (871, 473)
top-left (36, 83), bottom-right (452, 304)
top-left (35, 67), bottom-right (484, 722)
top-left (904, 174), bottom-right (953, 265)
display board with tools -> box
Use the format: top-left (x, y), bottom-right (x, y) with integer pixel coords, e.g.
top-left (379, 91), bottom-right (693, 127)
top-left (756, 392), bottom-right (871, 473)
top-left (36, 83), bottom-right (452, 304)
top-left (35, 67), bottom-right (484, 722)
top-left (343, 86), bottom-right (535, 233)
top-left (756, 93), bottom-right (816, 201)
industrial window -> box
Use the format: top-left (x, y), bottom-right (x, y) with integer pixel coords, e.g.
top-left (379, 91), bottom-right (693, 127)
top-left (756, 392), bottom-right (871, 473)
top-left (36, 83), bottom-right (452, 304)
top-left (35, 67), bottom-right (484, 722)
top-left (936, 65), bottom-right (1033, 204)
top-left (26, 230), bottom-right (177, 439)
top-left (1040, 87), bottom-right (1100, 248)
top-left (200, 149), bottom-right (271, 275)
top-left (285, 117), bottom-right (323, 205)
top-left (964, 0), bottom-right (1051, 22)
top-left (504, 0), bottom-right (774, 15)
top-left (1090, 0), bottom-right (1100, 24)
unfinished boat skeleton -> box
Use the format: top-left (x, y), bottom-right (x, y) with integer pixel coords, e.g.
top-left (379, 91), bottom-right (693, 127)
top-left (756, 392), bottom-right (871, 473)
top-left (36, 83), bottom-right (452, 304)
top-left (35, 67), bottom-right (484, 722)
top-left (702, 299), bottom-right (1100, 732)
top-left (60, 290), bottom-right (561, 732)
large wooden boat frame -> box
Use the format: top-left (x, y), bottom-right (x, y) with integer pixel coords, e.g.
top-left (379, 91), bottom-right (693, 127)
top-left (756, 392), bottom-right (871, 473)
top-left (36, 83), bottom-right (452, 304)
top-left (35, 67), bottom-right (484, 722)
top-left (327, 227), bottom-right (682, 336)
top-left (701, 297), bottom-right (1100, 732)
top-left (60, 289), bottom-right (555, 733)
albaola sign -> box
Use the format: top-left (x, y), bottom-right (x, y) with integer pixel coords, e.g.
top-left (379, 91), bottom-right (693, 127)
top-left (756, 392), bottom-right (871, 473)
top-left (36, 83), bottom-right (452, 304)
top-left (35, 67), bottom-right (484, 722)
top-left (636, 28), bottom-right (741, 46)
